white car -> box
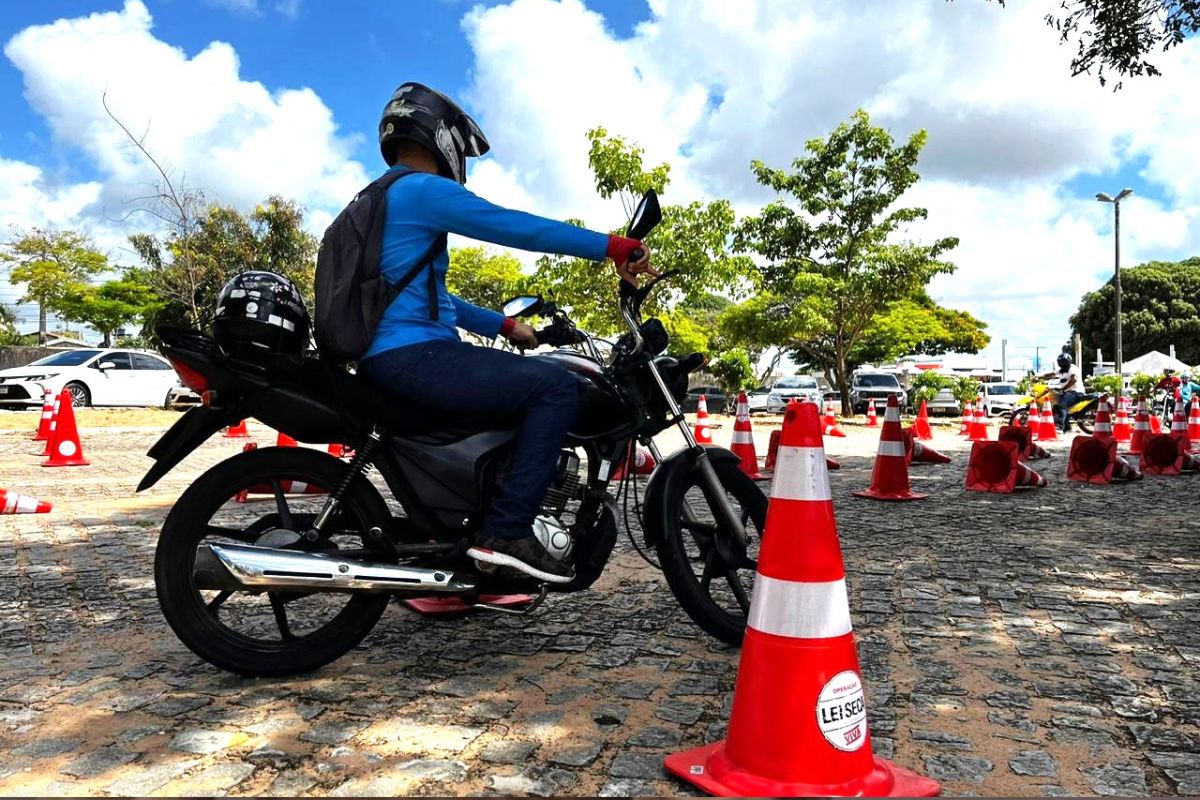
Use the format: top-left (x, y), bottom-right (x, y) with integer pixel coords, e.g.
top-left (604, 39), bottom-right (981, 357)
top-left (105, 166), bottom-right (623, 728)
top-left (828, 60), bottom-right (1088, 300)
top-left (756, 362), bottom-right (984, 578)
top-left (982, 382), bottom-right (1020, 416)
top-left (0, 348), bottom-right (184, 409)
top-left (746, 386), bottom-right (772, 413)
top-left (767, 375), bottom-right (823, 412)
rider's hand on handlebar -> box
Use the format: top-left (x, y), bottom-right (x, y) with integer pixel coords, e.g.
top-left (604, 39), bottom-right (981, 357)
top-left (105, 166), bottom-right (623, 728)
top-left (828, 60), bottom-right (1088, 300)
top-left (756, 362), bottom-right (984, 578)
top-left (607, 235), bottom-right (659, 286)
top-left (506, 320), bottom-right (539, 350)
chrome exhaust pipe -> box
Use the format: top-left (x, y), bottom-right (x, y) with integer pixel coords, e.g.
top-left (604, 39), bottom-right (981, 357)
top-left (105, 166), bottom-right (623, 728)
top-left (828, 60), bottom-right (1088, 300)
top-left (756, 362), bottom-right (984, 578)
top-left (193, 543), bottom-right (477, 594)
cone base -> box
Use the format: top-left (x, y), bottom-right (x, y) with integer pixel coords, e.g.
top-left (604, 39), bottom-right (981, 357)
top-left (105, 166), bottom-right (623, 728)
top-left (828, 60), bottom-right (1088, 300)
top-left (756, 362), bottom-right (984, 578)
top-left (402, 594), bottom-right (533, 615)
top-left (852, 488), bottom-right (927, 502)
top-left (42, 458), bottom-right (89, 468)
top-left (665, 741), bottom-right (940, 798)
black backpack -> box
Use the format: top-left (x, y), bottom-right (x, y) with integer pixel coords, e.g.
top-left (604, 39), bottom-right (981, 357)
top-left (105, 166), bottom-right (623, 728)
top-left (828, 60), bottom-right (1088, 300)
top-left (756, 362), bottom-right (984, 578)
top-left (314, 169), bottom-right (447, 363)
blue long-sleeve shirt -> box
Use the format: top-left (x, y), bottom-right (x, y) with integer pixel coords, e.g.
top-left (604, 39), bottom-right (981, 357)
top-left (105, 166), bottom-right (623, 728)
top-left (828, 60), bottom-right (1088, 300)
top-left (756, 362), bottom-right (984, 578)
top-left (363, 168), bottom-right (610, 359)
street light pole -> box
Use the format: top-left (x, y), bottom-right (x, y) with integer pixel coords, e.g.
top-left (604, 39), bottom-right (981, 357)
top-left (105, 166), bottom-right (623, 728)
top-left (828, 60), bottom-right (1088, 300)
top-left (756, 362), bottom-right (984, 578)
top-left (1097, 188), bottom-right (1133, 383)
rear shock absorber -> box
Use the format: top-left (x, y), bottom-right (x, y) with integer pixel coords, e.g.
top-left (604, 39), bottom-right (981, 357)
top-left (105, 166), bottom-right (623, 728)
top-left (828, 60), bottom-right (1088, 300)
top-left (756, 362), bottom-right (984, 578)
top-left (309, 429), bottom-right (382, 537)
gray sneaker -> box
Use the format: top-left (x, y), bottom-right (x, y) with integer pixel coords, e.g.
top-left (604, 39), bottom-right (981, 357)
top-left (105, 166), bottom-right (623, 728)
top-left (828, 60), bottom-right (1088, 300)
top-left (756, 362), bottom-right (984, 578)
top-left (467, 533), bottom-right (575, 584)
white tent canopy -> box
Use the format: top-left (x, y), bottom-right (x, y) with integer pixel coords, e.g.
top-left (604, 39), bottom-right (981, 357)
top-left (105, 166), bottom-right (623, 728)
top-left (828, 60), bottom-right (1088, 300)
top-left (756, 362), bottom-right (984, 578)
top-left (1121, 350), bottom-right (1192, 375)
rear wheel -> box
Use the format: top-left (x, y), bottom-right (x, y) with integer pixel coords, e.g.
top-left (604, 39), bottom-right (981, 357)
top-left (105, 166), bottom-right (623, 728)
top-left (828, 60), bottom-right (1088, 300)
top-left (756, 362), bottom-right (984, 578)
top-left (155, 447), bottom-right (394, 676)
top-left (656, 458), bottom-right (768, 646)
top-left (1008, 406), bottom-right (1030, 427)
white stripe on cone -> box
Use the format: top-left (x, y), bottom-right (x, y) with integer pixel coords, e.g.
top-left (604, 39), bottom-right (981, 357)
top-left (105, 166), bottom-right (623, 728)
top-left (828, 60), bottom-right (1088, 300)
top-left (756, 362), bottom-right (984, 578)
top-left (747, 575), bottom-right (853, 639)
top-left (883, 404), bottom-right (900, 422)
top-left (770, 446), bottom-right (832, 501)
top-left (877, 440), bottom-right (906, 458)
top-left (732, 430), bottom-right (754, 444)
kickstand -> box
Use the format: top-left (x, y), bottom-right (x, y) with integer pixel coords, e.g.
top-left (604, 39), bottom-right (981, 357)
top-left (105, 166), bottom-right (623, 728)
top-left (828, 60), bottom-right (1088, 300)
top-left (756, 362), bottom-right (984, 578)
top-left (472, 585), bottom-right (549, 615)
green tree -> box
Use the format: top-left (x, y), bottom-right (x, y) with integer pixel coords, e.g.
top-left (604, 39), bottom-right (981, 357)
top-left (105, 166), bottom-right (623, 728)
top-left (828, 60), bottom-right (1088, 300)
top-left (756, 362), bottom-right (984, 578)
top-left (1, 228), bottom-right (108, 343)
top-left (1130, 371), bottom-right (1157, 400)
top-left (0, 303), bottom-right (20, 346)
top-left (1088, 372), bottom-right (1123, 397)
top-left (853, 294), bottom-right (989, 364)
top-left (950, 375), bottom-right (983, 409)
top-left (1070, 257), bottom-right (1200, 366)
top-left (910, 370), bottom-right (952, 406)
top-left (57, 269), bottom-right (159, 346)
top-left (708, 349), bottom-right (756, 400)
top-left (445, 247), bottom-right (529, 312)
top-left (735, 109), bottom-right (959, 413)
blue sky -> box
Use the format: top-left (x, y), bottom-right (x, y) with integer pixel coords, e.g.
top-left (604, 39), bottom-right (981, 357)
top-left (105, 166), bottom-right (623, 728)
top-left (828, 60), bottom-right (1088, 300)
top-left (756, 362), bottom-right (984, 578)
top-left (0, 0), bottom-right (1196, 363)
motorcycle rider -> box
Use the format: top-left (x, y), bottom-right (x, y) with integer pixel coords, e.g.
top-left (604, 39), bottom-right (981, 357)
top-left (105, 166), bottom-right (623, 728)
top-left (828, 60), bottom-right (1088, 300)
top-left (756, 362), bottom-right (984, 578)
top-left (1054, 352), bottom-right (1085, 432)
top-left (358, 82), bottom-right (653, 585)
top-left (1180, 372), bottom-right (1200, 417)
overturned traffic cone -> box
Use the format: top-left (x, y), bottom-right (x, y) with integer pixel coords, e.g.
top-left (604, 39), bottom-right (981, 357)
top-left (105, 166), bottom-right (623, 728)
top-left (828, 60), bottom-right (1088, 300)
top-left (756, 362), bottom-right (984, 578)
top-left (32, 385), bottom-right (54, 442)
top-left (1149, 412), bottom-right (1163, 435)
top-left (965, 440), bottom-right (1046, 493)
top-left (968, 398), bottom-right (989, 442)
top-left (998, 425), bottom-right (1050, 460)
top-left (854, 394), bottom-right (926, 501)
top-left (1170, 390), bottom-right (1189, 450)
top-left (1113, 397), bottom-right (1132, 443)
top-left (731, 393), bottom-right (764, 479)
top-left (1092, 394), bottom-right (1114, 444)
top-left (902, 427), bottom-right (951, 465)
top-left (1, 488), bottom-right (52, 514)
top-left (1139, 433), bottom-right (1200, 476)
top-left (693, 395), bottom-right (715, 445)
top-left (43, 390), bottom-right (88, 468)
top-left (41, 392), bottom-right (62, 456)
top-left (865, 399), bottom-right (878, 428)
top-left (610, 443), bottom-right (657, 482)
top-left (1067, 436), bottom-right (1142, 484)
top-left (767, 422), bottom-right (840, 473)
top-left (224, 419), bottom-right (251, 438)
top-left (913, 399), bottom-right (933, 441)
top-left (275, 431), bottom-right (299, 448)
top-left (822, 401), bottom-right (846, 438)
top-left (1037, 399), bottom-right (1059, 442)
top-left (1127, 400), bottom-right (1152, 455)
top-left (665, 401), bottom-right (939, 797)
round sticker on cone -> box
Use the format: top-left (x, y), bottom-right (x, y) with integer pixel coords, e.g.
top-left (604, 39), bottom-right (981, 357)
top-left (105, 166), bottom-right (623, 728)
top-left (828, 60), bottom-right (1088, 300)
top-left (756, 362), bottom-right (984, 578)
top-left (816, 670), bottom-right (868, 752)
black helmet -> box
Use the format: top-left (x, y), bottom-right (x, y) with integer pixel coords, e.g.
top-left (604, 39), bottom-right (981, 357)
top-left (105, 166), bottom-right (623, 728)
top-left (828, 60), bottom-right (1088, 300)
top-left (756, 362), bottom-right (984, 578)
top-left (378, 82), bottom-right (490, 184)
top-left (1057, 352), bottom-right (1073, 369)
top-left (212, 272), bottom-right (310, 370)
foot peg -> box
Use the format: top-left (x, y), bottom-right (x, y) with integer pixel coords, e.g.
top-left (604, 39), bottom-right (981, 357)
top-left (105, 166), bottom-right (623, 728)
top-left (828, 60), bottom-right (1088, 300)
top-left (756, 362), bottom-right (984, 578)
top-left (473, 585), bottom-right (548, 615)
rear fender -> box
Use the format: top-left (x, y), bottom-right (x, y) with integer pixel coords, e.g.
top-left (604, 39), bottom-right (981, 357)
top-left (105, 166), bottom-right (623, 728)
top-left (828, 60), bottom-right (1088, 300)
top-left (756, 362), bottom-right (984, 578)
top-left (641, 445), bottom-right (740, 549)
top-left (138, 406), bottom-right (236, 491)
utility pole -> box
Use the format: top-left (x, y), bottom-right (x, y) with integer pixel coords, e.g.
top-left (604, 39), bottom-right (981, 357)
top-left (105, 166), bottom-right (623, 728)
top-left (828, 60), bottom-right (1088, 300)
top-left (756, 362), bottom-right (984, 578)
top-left (1001, 338), bottom-right (1007, 382)
top-left (1096, 188), bottom-right (1133, 382)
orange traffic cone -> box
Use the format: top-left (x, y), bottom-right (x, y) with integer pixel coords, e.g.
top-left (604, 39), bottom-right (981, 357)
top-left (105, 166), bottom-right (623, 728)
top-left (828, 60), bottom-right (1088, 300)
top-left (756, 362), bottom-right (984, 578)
top-left (1, 488), bottom-right (52, 514)
top-left (968, 398), bottom-right (988, 442)
top-left (1027, 402), bottom-right (1042, 441)
top-left (43, 390), bottom-right (88, 468)
top-left (1037, 399), bottom-right (1059, 442)
top-left (665, 401), bottom-right (939, 798)
top-left (826, 455), bottom-right (841, 471)
top-left (1113, 397), bottom-right (1132, 443)
top-left (731, 392), bottom-right (764, 479)
top-left (32, 385), bottom-right (54, 441)
top-left (1149, 411), bottom-right (1163, 434)
top-left (1127, 400), bottom-right (1152, 455)
top-left (998, 425), bottom-right (1050, 460)
top-left (1092, 394), bottom-right (1114, 444)
top-left (957, 402), bottom-right (972, 436)
top-left (40, 392), bottom-right (62, 456)
top-left (767, 421), bottom-right (840, 473)
top-left (1139, 433), bottom-right (1199, 476)
top-left (854, 394), bottom-right (926, 501)
top-left (1066, 436), bottom-right (1142, 483)
top-left (611, 443), bottom-right (657, 482)
top-left (693, 395), bottom-right (715, 445)
top-left (913, 399), bottom-right (933, 441)
top-left (1189, 400), bottom-right (1200, 447)
top-left (865, 399), bottom-right (878, 428)
top-left (328, 442), bottom-right (346, 458)
top-left (822, 401), bottom-right (846, 438)
top-left (224, 419), bottom-right (251, 438)
top-left (276, 431), bottom-right (298, 448)
top-left (965, 441), bottom-right (1046, 492)
top-left (1169, 390), bottom-right (1189, 450)
top-left (902, 427), bottom-right (951, 465)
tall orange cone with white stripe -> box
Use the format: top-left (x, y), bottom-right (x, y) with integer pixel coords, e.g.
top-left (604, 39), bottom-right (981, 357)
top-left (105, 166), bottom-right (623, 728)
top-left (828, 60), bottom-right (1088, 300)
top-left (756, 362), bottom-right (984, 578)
top-left (731, 392), bottom-right (764, 479)
top-left (1188, 399), bottom-right (1200, 446)
top-left (1127, 400), bottom-right (1152, 455)
top-left (40, 392), bottom-right (62, 456)
top-left (665, 401), bottom-right (939, 797)
top-left (693, 395), bottom-right (715, 445)
top-left (1037, 399), bottom-right (1059, 442)
top-left (854, 394), bottom-right (926, 501)
top-left (1149, 410), bottom-right (1163, 434)
top-left (957, 402), bottom-right (972, 436)
top-left (1113, 396), bottom-right (1132, 442)
top-left (822, 401), bottom-right (846, 438)
top-left (865, 399), bottom-right (878, 428)
top-left (1027, 402), bottom-right (1041, 440)
top-left (1, 488), bottom-right (52, 514)
top-left (43, 389), bottom-right (88, 467)
top-left (1092, 394), bottom-right (1113, 444)
top-left (32, 385), bottom-right (54, 441)
top-left (968, 397), bottom-right (988, 441)
top-left (1170, 389), bottom-right (1189, 450)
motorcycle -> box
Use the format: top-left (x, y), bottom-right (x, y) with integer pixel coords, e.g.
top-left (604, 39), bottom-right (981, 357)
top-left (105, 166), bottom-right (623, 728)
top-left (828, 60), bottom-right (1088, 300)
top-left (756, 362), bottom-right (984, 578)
top-left (1008, 382), bottom-right (1097, 434)
top-left (140, 190), bottom-right (768, 677)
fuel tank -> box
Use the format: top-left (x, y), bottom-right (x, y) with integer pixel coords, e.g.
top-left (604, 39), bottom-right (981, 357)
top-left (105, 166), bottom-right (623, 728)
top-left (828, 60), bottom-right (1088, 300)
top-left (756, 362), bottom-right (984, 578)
top-left (534, 350), bottom-right (636, 441)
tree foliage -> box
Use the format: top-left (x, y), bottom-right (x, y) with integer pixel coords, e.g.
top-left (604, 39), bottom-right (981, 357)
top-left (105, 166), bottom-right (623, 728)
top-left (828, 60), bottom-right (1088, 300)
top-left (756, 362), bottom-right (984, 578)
top-left (708, 349), bottom-right (757, 398)
top-left (855, 294), bottom-right (989, 364)
top-left (0, 228), bottom-right (108, 343)
top-left (446, 247), bottom-right (529, 312)
top-left (1069, 257), bottom-right (1200, 367)
top-left (1130, 371), bottom-right (1157, 399)
top-left (910, 370), bottom-right (953, 406)
top-left (1088, 372), bottom-right (1123, 396)
top-left (734, 109), bottom-right (959, 412)
top-left (57, 269), bottom-right (159, 346)
top-left (950, 376), bottom-right (983, 408)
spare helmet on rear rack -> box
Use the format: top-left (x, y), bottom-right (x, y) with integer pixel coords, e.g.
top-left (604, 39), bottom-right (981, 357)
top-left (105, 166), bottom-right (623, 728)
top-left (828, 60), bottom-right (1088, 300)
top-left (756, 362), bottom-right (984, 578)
top-left (211, 271), bottom-right (310, 372)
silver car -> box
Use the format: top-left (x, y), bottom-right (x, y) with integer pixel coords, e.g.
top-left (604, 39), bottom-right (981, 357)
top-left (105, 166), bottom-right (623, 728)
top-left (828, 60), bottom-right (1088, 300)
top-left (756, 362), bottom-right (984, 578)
top-left (767, 375), bottom-right (822, 412)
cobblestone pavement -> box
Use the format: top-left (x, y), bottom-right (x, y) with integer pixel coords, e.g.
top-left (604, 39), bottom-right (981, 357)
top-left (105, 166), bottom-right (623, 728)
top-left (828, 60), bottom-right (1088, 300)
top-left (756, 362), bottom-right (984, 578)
top-left (1, 413), bottom-right (1198, 796)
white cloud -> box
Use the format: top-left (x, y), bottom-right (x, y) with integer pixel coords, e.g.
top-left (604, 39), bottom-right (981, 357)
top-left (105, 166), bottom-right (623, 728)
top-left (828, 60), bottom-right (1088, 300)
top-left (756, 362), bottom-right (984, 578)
top-left (208, 0), bottom-right (260, 14)
top-left (275, 0), bottom-right (301, 19)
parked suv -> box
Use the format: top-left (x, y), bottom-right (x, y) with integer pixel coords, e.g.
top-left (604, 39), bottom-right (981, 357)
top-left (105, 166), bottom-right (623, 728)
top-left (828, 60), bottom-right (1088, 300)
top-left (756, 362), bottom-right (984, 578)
top-left (849, 371), bottom-right (906, 413)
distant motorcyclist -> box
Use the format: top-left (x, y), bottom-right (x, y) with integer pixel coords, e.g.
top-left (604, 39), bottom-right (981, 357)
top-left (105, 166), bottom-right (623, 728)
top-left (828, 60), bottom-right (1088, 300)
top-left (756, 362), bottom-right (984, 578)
top-left (1053, 353), bottom-right (1084, 433)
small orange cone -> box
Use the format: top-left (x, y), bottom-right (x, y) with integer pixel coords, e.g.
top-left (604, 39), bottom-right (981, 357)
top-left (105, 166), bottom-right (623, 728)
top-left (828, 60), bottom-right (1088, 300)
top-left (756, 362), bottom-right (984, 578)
top-left (854, 394), bottom-right (926, 501)
top-left (957, 402), bottom-right (972, 436)
top-left (1067, 436), bottom-right (1142, 483)
top-left (1139, 433), bottom-right (1199, 476)
top-left (731, 392), bottom-right (764, 479)
top-left (1149, 412), bottom-right (1163, 435)
top-left (902, 427), bottom-right (951, 465)
top-left (1127, 400), bottom-right (1152, 455)
top-left (1113, 396), bottom-right (1132, 442)
top-left (41, 392), bottom-right (62, 456)
top-left (693, 395), bottom-right (715, 445)
top-left (328, 442), bottom-right (346, 458)
top-left (1037, 399), bottom-right (1059, 441)
top-left (43, 390), bottom-right (88, 468)
top-left (1169, 389), bottom-right (1189, 450)
top-left (1092, 394), bottom-right (1114, 444)
top-left (865, 399), bottom-right (878, 428)
top-left (1027, 402), bottom-right (1042, 441)
top-left (32, 385), bottom-right (54, 441)
top-left (611, 443), bottom-right (657, 482)
top-left (1188, 399), bottom-right (1200, 446)
top-left (1, 488), bottom-right (52, 514)
top-left (822, 401), bottom-right (846, 438)
top-left (276, 431), bottom-right (299, 448)
top-left (665, 401), bottom-right (939, 798)
top-left (968, 398), bottom-right (988, 442)
top-left (998, 425), bottom-right (1050, 460)
top-left (224, 419), bottom-right (251, 438)
top-left (913, 399), bottom-right (933, 441)
top-left (965, 441), bottom-right (1046, 493)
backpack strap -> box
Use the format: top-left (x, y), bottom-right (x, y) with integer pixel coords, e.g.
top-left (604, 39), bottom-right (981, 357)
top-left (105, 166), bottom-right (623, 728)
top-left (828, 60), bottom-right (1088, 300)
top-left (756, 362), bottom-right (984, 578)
top-left (384, 232), bottom-right (448, 319)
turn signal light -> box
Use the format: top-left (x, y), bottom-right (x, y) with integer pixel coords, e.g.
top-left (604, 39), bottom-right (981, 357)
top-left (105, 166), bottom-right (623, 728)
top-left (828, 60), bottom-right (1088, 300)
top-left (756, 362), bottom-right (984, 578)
top-left (201, 390), bottom-right (219, 407)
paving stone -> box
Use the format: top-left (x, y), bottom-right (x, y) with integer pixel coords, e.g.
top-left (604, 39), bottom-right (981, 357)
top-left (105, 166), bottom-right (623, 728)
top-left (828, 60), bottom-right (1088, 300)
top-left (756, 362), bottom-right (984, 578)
top-left (390, 757), bottom-right (467, 782)
top-left (627, 725), bottom-right (683, 747)
top-left (1146, 752), bottom-right (1200, 795)
top-left (609, 751), bottom-right (668, 780)
top-left (548, 741), bottom-right (603, 767)
top-left (169, 729), bottom-right (237, 754)
top-left (923, 755), bottom-right (994, 784)
top-left (267, 770), bottom-right (317, 795)
top-left (670, 675), bottom-right (721, 696)
top-left (613, 682), bottom-right (655, 700)
top-left (12, 736), bottom-right (83, 758)
top-left (104, 760), bottom-right (200, 797)
top-left (187, 761), bottom-right (256, 792)
top-left (655, 698), bottom-right (704, 725)
top-left (599, 778), bottom-right (664, 796)
top-left (1110, 695), bottom-right (1158, 720)
top-left (1009, 750), bottom-right (1058, 777)
top-left (488, 765), bottom-right (578, 796)
top-left (144, 694), bottom-right (211, 717)
top-left (465, 699), bottom-right (516, 722)
top-left (912, 730), bottom-right (972, 751)
top-left (298, 720), bottom-right (368, 745)
top-left (480, 739), bottom-right (538, 764)
top-left (1126, 723), bottom-right (1196, 750)
top-left (60, 747), bottom-right (138, 778)
top-left (984, 690), bottom-right (1032, 709)
top-left (1080, 762), bottom-right (1148, 796)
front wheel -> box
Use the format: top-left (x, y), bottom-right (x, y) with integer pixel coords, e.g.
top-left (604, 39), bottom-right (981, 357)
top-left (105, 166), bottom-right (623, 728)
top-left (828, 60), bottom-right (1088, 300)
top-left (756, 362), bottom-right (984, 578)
top-left (64, 381), bottom-right (90, 408)
top-left (655, 458), bottom-right (768, 646)
top-left (1008, 406), bottom-right (1030, 428)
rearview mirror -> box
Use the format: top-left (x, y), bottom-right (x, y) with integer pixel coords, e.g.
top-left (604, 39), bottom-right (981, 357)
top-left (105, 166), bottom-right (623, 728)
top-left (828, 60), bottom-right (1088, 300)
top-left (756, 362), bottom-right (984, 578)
top-left (97, 361), bottom-right (116, 371)
top-left (501, 295), bottom-right (544, 318)
top-left (627, 190), bottom-right (662, 240)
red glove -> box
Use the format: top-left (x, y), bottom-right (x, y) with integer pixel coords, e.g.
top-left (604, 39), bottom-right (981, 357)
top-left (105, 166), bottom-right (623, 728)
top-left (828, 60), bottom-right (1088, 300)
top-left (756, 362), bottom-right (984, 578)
top-left (499, 317), bottom-right (516, 337)
top-left (606, 235), bottom-right (644, 267)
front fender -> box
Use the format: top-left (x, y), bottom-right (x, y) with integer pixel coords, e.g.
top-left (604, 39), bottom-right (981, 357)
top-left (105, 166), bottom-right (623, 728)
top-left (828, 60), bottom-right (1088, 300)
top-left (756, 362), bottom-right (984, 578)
top-left (641, 445), bottom-right (741, 549)
top-left (138, 405), bottom-right (237, 491)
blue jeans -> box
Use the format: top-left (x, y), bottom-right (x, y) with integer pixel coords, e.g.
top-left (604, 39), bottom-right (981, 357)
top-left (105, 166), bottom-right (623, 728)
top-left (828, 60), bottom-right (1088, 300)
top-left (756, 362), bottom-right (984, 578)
top-left (1057, 390), bottom-right (1084, 432)
top-left (360, 339), bottom-right (581, 540)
